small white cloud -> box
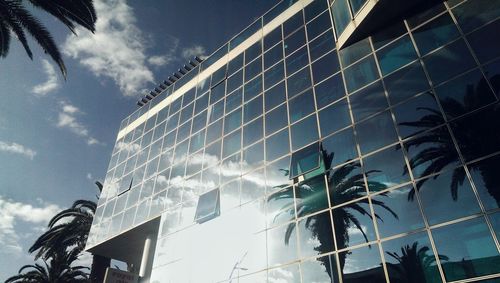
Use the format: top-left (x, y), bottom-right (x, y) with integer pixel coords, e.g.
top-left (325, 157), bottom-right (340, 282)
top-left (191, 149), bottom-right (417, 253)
top-left (86, 173), bottom-right (93, 180)
top-left (56, 102), bottom-right (100, 145)
top-left (31, 59), bottom-right (60, 96)
top-left (0, 196), bottom-right (61, 255)
top-left (182, 45), bottom-right (207, 60)
top-left (147, 55), bottom-right (170, 67)
top-left (0, 141), bottom-right (37, 159)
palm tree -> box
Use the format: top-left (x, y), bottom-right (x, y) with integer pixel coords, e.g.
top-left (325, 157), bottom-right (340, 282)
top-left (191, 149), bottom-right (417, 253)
top-left (29, 181), bottom-right (110, 283)
top-left (268, 148), bottom-right (397, 278)
top-left (399, 76), bottom-right (500, 205)
top-left (0, 0), bottom-right (97, 77)
top-left (386, 241), bottom-right (448, 283)
top-left (5, 249), bottom-right (89, 283)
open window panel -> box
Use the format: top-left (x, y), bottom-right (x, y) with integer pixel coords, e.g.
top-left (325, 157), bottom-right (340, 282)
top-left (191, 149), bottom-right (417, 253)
top-left (289, 142), bottom-right (326, 182)
top-left (194, 188), bottom-right (221, 224)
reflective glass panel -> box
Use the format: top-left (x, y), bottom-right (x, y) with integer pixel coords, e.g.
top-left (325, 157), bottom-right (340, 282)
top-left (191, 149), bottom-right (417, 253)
top-left (333, 200), bottom-right (376, 249)
top-left (328, 161), bottom-right (366, 206)
top-left (339, 244), bottom-right (386, 283)
top-left (363, 145), bottom-right (410, 191)
top-left (267, 223), bottom-right (298, 267)
top-left (318, 98), bottom-right (351, 137)
top-left (432, 217), bottom-right (500, 281)
top-left (295, 175), bottom-right (329, 217)
top-left (265, 81), bottom-right (286, 111)
top-left (452, 0), bottom-right (500, 33)
top-left (264, 60), bottom-right (284, 90)
top-left (243, 117), bottom-right (263, 147)
top-left (349, 80), bottom-right (388, 122)
top-left (291, 114), bottom-right (319, 151)
top-left (265, 42), bottom-right (284, 70)
top-left (467, 19), bottom-right (500, 64)
top-left (331, 0), bottom-right (351, 36)
top-left (301, 254), bottom-right (339, 283)
top-left (315, 73), bottom-right (345, 109)
top-left (243, 95), bottom-right (263, 124)
top-left (312, 51), bottom-right (340, 83)
top-left (289, 89), bottom-right (315, 123)
top-left (343, 55), bottom-right (379, 93)
top-left (287, 67), bottom-right (312, 98)
top-left (298, 210), bottom-right (334, 258)
top-left (286, 46), bottom-right (309, 76)
top-left (224, 107), bottom-right (242, 134)
top-left (265, 104), bottom-right (288, 136)
top-left (413, 13), bottom-right (460, 55)
top-left (322, 127), bottom-right (358, 169)
top-left (418, 168), bottom-right (481, 225)
top-left (384, 61), bottom-right (430, 105)
top-left (284, 27), bottom-right (306, 56)
top-left (382, 232), bottom-right (443, 283)
top-left (377, 35), bottom-right (417, 75)
top-left (356, 110), bottom-right (398, 154)
top-left (373, 185), bottom-right (425, 237)
top-left (266, 128), bottom-right (290, 162)
top-left (290, 142), bottom-right (321, 178)
top-left (309, 30), bottom-right (335, 62)
top-left (306, 11), bottom-right (331, 40)
top-left (468, 154), bottom-right (500, 211)
top-left (222, 130), bottom-right (241, 158)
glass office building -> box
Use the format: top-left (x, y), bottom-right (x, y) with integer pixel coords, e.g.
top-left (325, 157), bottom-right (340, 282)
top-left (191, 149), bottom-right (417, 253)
top-left (87, 0), bottom-right (500, 282)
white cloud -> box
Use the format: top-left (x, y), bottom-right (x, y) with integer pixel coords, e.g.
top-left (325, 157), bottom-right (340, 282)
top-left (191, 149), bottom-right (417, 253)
top-left (181, 45), bottom-right (207, 60)
top-left (31, 59), bottom-right (60, 96)
top-left (0, 141), bottom-right (37, 159)
top-left (56, 102), bottom-right (100, 145)
top-left (86, 173), bottom-right (93, 180)
top-left (147, 55), bottom-right (170, 67)
top-left (62, 0), bottom-right (159, 97)
top-left (0, 196), bottom-right (61, 255)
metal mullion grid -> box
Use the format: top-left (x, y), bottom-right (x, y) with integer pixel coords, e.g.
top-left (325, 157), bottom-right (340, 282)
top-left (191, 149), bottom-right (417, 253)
top-left (305, 6), bottom-right (330, 29)
top-left (368, 21), bottom-right (453, 283)
top-left (443, 1), bottom-right (500, 254)
top-left (404, 16), bottom-right (496, 283)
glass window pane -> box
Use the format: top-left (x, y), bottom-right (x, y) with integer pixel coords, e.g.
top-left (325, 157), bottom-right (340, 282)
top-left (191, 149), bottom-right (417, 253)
top-left (363, 145), bottom-right (410, 191)
top-left (286, 46), bottom-right (309, 76)
top-left (227, 53), bottom-right (243, 76)
top-left (264, 60), bottom-right (284, 90)
top-left (328, 160), bottom-right (366, 206)
top-left (382, 232), bottom-right (443, 283)
top-left (467, 19), bottom-right (500, 64)
top-left (284, 27), bottom-right (306, 56)
top-left (225, 87), bottom-right (243, 114)
top-left (413, 13), bottom-right (460, 55)
top-left (435, 69), bottom-right (496, 120)
top-left (296, 176), bottom-right (329, 217)
top-left (418, 168), bottom-right (481, 225)
top-left (312, 51), bottom-right (340, 83)
top-left (322, 127), bottom-right (358, 169)
top-left (244, 95), bottom-right (263, 124)
top-left (265, 42), bottom-right (284, 70)
top-left (289, 89), bottom-right (315, 123)
top-left (384, 61), bottom-right (430, 105)
top-left (269, 264), bottom-right (301, 282)
top-left (309, 30), bottom-right (335, 62)
top-left (284, 10), bottom-right (304, 36)
top-left (265, 104), bottom-right (288, 136)
top-left (265, 81), bottom-right (286, 111)
top-left (244, 75), bottom-right (263, 101)
top-left (469, 154), bottom-right (500, 211)
top-left (373, 185), bottom-right (425, 238)
top-left (267, 223), bottom-right (298, 267)
top-left (224, 107), bottom-right (242, 134)
top-left (377, 35), bottom-right (417, 75)
top-left (266, 128), bottom-right (290, 162)
top-left (451, 104), bottom-right (500, 162)
top-left (226, 70), bottom-right (243, 95)
top-left (349, 0), bottom-right (367, 14)
top-left (205, 119), bottom-right (222, 145)
top-left (318, 98), bottom-right (351, 137)
top-left (291, 114), bottom-right (319, 151)
top-left (403, 126), bottom-right (459, 178)
top-left (264, 26), bottom-right (282, 50)
top-left (356, 110), bottom-right (398, 154)
top-left (423, 39), bottom-right (476, 85)
top-left (245, 56), bottom-right (262, 82)
top-left (349, 80), bottom-right (388, 122)
top-left (339, 38), bottom-right (371, 67)
top-left (298, 210), bottom-right (334, 258)
top-left (393, 92), bottom-right (443, 139)
top-left (301, 254), bottom-right (339, 283)
top-left (287, 67), bottom-right (312, 98)
top-left (432, 217), bottom-right (500, 281)
top-left (331, 0), bottom-right (351, 36)
top-left (452, 0), bottom-right (500, 33)
top-left (210, 82), bottom-right (226, 104)
top-left (243, 117), bottom-right (263, 147)
top-left (306, 11), bottom-right (331, 41)
top-left (242, 141), bottom-right (264, 172)
top-left (343, 55), bottom-right (379, 93)
top-left (372, 21), bottom-right (407, 50)
top-left (339, 245), bottom-right (386, 283)
top-left (305, 0), bottom-right (328, 22)
top-left (245, 40), bottom-right (262, 63)
top-left (223, 129), bottom-right (241, 158)
top-left (315, 73), bottom-right (345, 109)
top-left (290, 142), bottom-right (321, 178)
top-left (333, 200), bottom-right (376, 249)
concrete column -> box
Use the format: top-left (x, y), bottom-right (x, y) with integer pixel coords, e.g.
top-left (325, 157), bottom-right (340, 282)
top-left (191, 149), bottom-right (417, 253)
top-left (139, 235), bottom-right (152, 278)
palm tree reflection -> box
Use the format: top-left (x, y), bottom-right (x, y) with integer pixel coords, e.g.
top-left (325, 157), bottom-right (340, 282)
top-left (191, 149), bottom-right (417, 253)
top-left (399, 74), bottom-right (500, 206)
top-left (386, 241), bottom-right (448, 283)
top-left (268, 148), bottom-right (397, 278)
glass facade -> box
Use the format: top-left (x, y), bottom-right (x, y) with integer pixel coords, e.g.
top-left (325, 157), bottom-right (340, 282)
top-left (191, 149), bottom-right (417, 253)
top-left (88, 0), bottom-right (500, 282)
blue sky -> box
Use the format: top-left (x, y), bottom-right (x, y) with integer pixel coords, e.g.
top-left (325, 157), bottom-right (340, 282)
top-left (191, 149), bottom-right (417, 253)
top-left (0, 0), bottom-right (280, 279)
